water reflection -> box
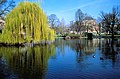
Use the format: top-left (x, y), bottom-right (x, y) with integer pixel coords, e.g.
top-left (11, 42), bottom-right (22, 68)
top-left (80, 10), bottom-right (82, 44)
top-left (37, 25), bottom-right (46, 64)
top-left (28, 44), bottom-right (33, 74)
top-left (0, 45), bottom-right (55, 79)
top-left (0, 38), bottom-right (120, 79)
top-left (55, 38), bottom-right (99, 63)
top-left (55, 38), bottom-right (120, 63)
top-left (99, 39), bottom-right (120, 68)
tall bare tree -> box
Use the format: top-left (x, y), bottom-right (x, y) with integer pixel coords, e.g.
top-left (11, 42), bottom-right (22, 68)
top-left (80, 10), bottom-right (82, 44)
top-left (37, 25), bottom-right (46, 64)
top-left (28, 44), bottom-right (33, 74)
top-left (75, 9), bottom-right (85, 34)
top-left (100, 7), bottom-right (120, 38)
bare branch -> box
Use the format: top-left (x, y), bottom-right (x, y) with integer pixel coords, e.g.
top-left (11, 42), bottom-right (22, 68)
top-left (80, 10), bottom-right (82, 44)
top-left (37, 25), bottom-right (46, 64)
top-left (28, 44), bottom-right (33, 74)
top-left (0, 0), bottom-right (15, 18)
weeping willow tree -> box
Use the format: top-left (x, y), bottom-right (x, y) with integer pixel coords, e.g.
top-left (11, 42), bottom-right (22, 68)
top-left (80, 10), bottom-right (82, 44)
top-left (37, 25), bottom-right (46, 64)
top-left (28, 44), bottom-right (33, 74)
top-left (0, 1), bottom-right (54, 45)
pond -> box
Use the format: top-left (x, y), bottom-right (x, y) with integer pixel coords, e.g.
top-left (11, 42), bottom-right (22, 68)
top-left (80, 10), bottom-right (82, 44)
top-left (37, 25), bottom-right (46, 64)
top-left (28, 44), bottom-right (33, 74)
top-left (0, 38), bottom-right (120, 79)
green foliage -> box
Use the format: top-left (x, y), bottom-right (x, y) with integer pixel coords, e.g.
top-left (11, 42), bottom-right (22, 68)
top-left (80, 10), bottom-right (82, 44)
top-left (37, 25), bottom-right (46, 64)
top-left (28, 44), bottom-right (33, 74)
top-left (0, 2), bottom-right (54, 44)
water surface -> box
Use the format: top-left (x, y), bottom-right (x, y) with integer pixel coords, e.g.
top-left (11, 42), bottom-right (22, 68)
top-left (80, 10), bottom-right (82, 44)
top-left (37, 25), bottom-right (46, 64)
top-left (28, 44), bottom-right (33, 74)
top-left (0, 38), bottom-right (120, 79)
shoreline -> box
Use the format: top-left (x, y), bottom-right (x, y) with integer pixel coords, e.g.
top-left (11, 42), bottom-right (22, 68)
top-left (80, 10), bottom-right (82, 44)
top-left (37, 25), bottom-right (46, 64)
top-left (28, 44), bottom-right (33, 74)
top-left (0, 40), bottom-right (54, 47)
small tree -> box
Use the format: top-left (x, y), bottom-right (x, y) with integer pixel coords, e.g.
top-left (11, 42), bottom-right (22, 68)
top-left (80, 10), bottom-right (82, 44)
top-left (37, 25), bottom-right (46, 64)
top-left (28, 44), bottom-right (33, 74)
top-left (48, 14), bottom-right (60, 29)
top-left (58, 18), bottom-right (66, 35)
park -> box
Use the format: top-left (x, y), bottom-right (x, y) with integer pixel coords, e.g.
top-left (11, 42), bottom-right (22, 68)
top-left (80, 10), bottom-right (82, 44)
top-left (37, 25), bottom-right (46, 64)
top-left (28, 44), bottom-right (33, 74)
top-left (0, 0), bottom-right (120, 79)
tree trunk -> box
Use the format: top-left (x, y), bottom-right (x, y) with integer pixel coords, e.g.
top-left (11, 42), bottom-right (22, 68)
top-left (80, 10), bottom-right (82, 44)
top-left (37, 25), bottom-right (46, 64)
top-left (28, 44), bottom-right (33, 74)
top-left (111, 22), bottom-right (115, 39)
top-left (111, 26), bottom-right (114, 39)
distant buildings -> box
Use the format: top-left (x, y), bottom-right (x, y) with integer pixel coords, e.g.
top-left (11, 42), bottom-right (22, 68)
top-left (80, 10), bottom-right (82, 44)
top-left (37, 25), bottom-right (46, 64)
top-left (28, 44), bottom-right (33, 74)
top-left (82, 20), bottom-right (99, 35)
top-left (69, 20), bottom-right (99, 35)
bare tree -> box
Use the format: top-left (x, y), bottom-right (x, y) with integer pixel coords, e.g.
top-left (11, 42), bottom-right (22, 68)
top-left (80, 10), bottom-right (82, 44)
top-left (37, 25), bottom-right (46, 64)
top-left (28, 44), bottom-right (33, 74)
top-left (70, 20), bottom-right (75, 31)
top-left (0, 0), bottom-right (15, 19)
top-left (54, 18), bottom-right (67, 35)
top-left (48, 14), bottom-right (60, 29)
top-left (56, 18), bottom-right (66, 35)
top-left (100, 7), bottom-right (120, 38)
top-left (75, 9), bottom-right (85, 34)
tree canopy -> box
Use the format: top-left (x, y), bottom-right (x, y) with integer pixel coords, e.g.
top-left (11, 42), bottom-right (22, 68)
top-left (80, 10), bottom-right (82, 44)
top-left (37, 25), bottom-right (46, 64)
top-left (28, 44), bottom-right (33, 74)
top-left (100, 7), bottom-right (120, 38)
top-left (0, 2), bottom-right (55, 45)
top-left (48, 14), bottom-right (60, 28)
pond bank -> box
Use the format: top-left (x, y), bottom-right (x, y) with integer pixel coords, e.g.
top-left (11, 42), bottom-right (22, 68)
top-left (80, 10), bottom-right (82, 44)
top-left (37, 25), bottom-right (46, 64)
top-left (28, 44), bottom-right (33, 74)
top-left (56, 34), bottom-right (120, 39)
top-left (0, 40), bottom-right (54, 47)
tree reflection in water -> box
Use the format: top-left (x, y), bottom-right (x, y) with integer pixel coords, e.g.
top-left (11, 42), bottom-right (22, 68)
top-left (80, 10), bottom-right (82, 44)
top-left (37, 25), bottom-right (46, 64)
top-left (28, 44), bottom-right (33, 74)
top-left (1, 38), bottom-right (120, 79)
top-left (99, 38), bottom-right (120, 68)
top-left (55, 38), bottom-right (120, 68)
top-left (0, 45), bottom-right (55, 79)
top-left (74, 39), bottom-right (99, 63)
top-left (55, 38), bottom-right (100, 63)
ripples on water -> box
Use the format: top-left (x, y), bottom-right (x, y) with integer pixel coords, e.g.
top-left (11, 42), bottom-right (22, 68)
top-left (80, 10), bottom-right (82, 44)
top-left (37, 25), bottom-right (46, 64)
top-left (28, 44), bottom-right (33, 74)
top-left (0, 38), bottom-right (120, 79)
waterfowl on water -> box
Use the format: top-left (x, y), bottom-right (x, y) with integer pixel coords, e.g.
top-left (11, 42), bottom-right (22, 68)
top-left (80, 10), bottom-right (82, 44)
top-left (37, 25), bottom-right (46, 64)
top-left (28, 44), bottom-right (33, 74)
top-left (93, 55), bottom-right (95, 58)
top-left (100, 57), bottom-right (104, 60)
